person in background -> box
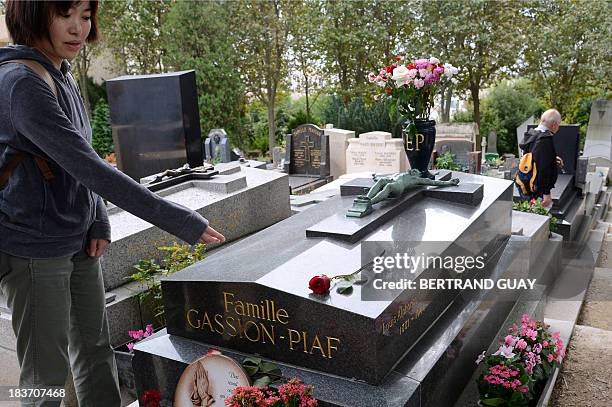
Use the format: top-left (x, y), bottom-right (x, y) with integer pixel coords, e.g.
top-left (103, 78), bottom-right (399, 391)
top-left (0, 1), bottom-right (224, 405)
top-left (519, 109), bottom-right (565, 208)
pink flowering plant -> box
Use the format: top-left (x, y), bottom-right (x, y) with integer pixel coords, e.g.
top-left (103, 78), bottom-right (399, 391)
top-left (475, 314), bottom-right (566, 406)
top-left (368, 56), bottom-right (459, 134)
top-left (125, 323), bottom-right (155, 352)
top-left (225, 378), bottom-right (317, 407)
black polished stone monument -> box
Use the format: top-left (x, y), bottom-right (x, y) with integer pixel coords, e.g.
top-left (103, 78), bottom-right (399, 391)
top-left (106, 70), bottom-right (203, 181)
top-left (283, 124), bottom-right (331, 194)
top-left (132, 172), bottom-right (521, 407)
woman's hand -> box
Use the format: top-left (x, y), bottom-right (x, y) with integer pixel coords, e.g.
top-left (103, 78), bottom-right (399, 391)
top-left (87, 238), bottom-right (109, 257)
top-left (198, 226), bottom-right (226, 245)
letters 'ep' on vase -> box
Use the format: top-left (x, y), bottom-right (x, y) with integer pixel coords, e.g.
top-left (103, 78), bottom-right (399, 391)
top-left (402, 119), bottom-right (436, 178)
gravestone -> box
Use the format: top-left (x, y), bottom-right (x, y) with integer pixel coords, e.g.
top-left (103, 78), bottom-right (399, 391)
top-left (284, 124), bottom-right (330, 178)
top-left (583, 99), bottom-right (612, 167)
top-left (516, 116), bottom-right (535, 157)
top-left (133, 173), bottom-right (529, 407)
top-left (345, 131), bottom-right (408, 174)
top-left (434, 139), bottom-right (474, 168)
top-left (467, 151), bottom-right (482, 174)
top-left (435, 122), bottom-right (478, 143)
top-left (486, 130), bottom-right (498, 154)
top-left (325, 127), bottom-right (354, 179)
top-left (204, 129), bottom-right (238, 163)
top-left (106, 70), bottom-right (203, 181)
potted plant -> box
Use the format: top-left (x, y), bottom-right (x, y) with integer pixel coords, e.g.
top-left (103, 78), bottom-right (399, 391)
top-left (476, 314), bottom-right (566, 406)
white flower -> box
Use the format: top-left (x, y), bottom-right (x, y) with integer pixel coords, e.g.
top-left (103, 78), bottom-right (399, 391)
top-left (493, 345), bottom-right (516, 359)
top-left (414, 78), bottom-right (425, 89)
top-left (391, 65), bottom-right (410, 86)
top-left (475, 351), bottom-right (487, 365)
top-left (444, 63), bottom-right (459, 79)
top-left (429, 57), bottom-right (440, 65)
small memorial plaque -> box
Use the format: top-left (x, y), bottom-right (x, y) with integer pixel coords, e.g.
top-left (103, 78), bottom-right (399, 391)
top-left (174, 352), bottom-right (250, 406)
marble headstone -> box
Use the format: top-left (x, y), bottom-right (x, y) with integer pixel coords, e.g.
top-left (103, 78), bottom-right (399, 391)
top-left (486, 130), bottom-right (498, 154)
top-left (345, 131), bottom-right (408, 174)
top-left (434, 139), bottom-right (474, 168)
top-left (583, 99), bottom-right (612, 165)
top-left (435, 122), bottom-right (478, 143)
top-left (325, 128), bottom-right (355, 179)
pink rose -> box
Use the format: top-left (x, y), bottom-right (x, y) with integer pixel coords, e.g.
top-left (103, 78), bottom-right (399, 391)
top-left (516, 339), bottom-right (528, 350)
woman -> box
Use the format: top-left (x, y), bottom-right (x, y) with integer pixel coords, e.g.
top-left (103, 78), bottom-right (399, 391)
top-left (0, 1), bottom-right (225, 405)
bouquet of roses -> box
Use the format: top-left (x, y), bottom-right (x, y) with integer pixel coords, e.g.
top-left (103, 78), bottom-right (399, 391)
top-left (475, 314), bottom-right (566, 406)
top-left (368, 56), bottom-right (459, 135)
top-left (225, 378), bottom-right (317, 407)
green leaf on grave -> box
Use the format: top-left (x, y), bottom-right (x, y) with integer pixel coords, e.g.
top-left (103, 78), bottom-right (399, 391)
top-left (260, 361), bottom-right (281, 375)
top-left (253, 376), bottom-right (272, 387)
top-left (243, 365), bottom-right (259, 376)
top-left (243, 356), bottom-right (262, 366)
top-left (337, 285), bottom-right (353, 295)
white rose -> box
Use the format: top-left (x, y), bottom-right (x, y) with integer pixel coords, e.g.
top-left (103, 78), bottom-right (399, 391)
top-left (392, 65), bottom-right (409, 86)
top-left (429, 57), bottom-right (440, 65)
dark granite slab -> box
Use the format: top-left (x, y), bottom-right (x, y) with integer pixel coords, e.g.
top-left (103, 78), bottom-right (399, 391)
top-left (423, 183), bottom-right (483, 206)
top-left (340, 178), bottom-right (374, 196)
top-left (136, 236), bottom-right (547, 406)
top-left (162, 173), bottom-right (514, 384)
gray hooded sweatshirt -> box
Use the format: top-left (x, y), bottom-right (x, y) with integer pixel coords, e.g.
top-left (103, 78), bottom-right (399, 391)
top-left (0, 45), bottom-right (208, 258)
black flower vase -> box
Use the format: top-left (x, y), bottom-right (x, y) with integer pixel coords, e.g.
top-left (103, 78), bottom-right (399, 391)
top-left (402, 119), bottom-right (436, 179)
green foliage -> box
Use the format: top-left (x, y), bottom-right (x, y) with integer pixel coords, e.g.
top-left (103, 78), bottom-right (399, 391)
top-left (287, 110), bottom-right (315, 131)
top-left (129, 243), bottom-right (206, 327)
top-left (513, 199), bottom-right (558, 232)
top-left (522, 0), bottom-right (612, 116)
top-left (564, 93), bottom-right (612, 149)
top-left (162, 1), bottom-right (244, 141)
top-left (91, 100), bottom-right (113, 158)
top-left (436, 152), bottom-right (461, 171)
top-left (322, 96), bottom-right (396, 137)
top-left (453, 108), bottom-right (474, 123)
top-left (479, 80), bottom-right (542, 156)
top-left (242, 357), bottom-right (283, 388)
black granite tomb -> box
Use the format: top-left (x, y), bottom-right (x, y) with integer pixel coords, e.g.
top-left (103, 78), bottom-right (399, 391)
top-left (106, 70), bottom-right (203, 181)
top-left (132, 174), bottom-right (558, 407)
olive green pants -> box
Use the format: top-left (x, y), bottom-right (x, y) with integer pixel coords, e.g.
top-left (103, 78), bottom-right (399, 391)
top-left (0, 250), bottom-right (121, 407)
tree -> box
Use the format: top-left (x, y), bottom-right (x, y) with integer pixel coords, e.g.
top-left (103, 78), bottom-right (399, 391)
top-left (417, 0), bottom-right (524, 148)
top-left (288, 0), bottom-right (325, 122)
top-left (479, 80), bottom-right (542, 155)
top-left (320, 0), bottom-right (415, 103)
top-left (521, 0), bottom-right (612, 116)
top-left (229, 0), bottom-right (295, 153)
top-left (161, 1), bottom-right (244, 141)
top-left (98, 0), bottom-right (171, 75)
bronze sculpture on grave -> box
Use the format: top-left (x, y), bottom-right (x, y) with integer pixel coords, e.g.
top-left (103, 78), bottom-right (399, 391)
top-left (347, 169), bottom-right (460, 218)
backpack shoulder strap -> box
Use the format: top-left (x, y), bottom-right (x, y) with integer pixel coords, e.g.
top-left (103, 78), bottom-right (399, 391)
top-left (0, 59), bottom-right (57, 183)
top-left (0, 59), bottom-right (58, 98)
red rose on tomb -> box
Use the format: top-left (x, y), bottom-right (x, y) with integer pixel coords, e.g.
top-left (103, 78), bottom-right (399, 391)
top-left (308, 275), bottom-right (331, 295)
